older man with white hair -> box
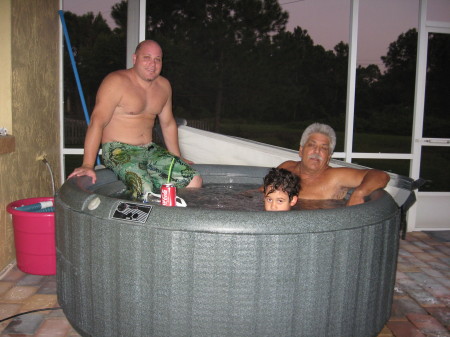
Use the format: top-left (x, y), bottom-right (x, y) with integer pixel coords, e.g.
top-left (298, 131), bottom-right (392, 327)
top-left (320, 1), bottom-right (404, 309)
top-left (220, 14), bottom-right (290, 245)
top-left (278, 123), bottom-right (390, 206)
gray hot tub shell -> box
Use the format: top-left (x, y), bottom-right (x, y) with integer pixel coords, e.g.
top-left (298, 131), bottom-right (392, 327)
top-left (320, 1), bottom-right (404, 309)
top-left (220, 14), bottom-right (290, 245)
top-left (55, 164), bottom-right (403, 337)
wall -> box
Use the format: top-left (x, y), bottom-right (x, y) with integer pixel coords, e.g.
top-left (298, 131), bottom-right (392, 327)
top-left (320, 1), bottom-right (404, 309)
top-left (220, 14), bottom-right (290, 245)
top-left (0, 1), bottom-right (12, 134)
top-left (0, 0), bottom-right (60, 272)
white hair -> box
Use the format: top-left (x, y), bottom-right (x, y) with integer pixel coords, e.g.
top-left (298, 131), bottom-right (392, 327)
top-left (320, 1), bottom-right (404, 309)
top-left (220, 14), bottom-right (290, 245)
top-left (300, 123), bottom-right (336, 153)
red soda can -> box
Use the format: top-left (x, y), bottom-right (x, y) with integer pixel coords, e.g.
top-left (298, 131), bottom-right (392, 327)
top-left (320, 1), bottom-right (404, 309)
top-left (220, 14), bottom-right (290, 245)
top-left (160, 183), bottom-right (177, 206)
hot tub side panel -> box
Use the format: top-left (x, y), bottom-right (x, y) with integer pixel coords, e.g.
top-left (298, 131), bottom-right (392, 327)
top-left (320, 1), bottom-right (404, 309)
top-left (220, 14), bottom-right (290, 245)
top-left (56, 187), bottom-right (400, 337)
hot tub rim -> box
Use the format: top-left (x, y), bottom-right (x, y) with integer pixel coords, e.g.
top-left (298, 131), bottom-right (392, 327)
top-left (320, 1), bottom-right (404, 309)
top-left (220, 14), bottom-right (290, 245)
top-left (56, 166), bottom-right (400, 236)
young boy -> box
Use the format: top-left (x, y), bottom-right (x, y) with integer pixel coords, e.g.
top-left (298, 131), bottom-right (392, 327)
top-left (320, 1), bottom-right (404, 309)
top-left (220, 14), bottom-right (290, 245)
top-left (263, 168), bottom-right (300, 211)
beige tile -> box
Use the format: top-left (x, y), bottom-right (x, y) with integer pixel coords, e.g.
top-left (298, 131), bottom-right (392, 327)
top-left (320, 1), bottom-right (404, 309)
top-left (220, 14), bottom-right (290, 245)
top-left (0, 302), bottom-right (22, 320)
top-left (34, 317), bottom-right (71, 337)
top-left (2, 286), bottom-right (38, 302)
top-left (21, 294), bottom-right (58, 313)
top-left (0, 281), bottom-right (14, 297)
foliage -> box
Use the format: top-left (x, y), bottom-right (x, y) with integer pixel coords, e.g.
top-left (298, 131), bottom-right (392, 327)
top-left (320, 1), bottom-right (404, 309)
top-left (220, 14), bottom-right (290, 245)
top-left (356, 29), bottom-right (448, 137)
top-left (62, 11), bottom-right (125, 118)
top-left (144, 0), bottom-right (290, 130)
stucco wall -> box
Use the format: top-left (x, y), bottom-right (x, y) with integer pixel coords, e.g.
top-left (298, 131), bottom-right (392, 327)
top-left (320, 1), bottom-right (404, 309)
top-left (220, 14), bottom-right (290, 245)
top-left (0, 0), bottom-right (60, 272)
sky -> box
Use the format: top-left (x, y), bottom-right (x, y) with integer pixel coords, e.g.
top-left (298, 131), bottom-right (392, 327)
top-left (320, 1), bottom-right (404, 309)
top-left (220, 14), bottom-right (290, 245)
top-left (64, 0), bottom-right (450, 69)
top-left (63, 0), bottom-right (117, 27)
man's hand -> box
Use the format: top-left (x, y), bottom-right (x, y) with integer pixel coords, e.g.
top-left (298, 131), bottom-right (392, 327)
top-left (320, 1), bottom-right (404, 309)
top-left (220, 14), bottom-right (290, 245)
top-left (346, 189), bottom-right (365, 206)
top-left (181, 157), bottom-right (194, 165)
top-left (67, 166), bottom-right (97, 184)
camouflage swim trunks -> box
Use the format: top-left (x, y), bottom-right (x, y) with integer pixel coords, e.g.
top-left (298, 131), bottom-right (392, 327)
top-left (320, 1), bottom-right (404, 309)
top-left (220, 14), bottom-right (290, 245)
top-left (102, 141), bottom-right (199, 200)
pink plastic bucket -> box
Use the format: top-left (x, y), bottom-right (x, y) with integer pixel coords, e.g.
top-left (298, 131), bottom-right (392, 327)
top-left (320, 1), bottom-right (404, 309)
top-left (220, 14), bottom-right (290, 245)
top-left (6, 197), bottom-right (56, 275)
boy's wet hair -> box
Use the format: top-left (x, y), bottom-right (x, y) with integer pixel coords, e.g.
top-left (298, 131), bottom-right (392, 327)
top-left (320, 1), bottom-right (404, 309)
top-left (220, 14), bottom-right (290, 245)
top-left (263, 168), bottom-right (300, 201)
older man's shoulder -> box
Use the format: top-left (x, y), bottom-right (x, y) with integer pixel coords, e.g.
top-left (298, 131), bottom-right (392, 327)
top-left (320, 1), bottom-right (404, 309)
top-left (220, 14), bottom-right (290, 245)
top-left (278, 160), bottom-right (298, 171)
top-left (328, 166), bottom-right (362, 175)
top-left (327, 166), bottom-right (370, 183)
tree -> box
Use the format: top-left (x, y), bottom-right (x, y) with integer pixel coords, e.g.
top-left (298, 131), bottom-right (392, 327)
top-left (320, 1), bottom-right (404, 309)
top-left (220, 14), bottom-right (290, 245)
top-left (356, 28), bottom-right (449, 136)
top-left (354, 64), bottom-right (381, 132)
top-left (62, 11), bottom-right (125, 119)
top-left (111, 0), bottom-right (127, 32)
top-left (350, 29), bottom-right (419, 135)
top-left (145, 0), bottom-right (289, 131)
top-left (380, 29), bottom-right (418, 107)
top-left (267, 28), bottom-right (341, 124)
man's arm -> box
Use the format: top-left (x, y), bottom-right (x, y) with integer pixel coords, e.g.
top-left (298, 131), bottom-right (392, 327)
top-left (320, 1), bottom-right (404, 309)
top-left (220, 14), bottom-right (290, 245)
top-left (157, 81), bottom-right (186, 159)
top-left (67, 74), bottom-right (121, 182)
top-left (341, 168), bottom-right (390, 206)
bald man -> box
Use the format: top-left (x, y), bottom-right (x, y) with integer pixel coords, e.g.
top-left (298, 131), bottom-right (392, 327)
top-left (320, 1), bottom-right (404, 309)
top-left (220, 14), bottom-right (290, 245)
top-left (69, 40), bottom-right (202, 199)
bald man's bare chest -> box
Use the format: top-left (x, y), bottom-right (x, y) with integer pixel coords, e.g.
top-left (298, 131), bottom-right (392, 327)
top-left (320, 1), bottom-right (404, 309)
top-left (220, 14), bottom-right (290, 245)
top-left (116, 83), bottom-right (168, 116)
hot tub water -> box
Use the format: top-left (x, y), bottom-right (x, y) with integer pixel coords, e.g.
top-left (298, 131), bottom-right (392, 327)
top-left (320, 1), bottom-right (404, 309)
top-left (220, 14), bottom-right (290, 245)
top-left (116, 183), bottom-right (346, 211)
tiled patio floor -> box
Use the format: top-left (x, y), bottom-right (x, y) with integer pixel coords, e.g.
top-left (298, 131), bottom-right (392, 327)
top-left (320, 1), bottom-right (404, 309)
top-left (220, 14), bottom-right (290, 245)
top-left (0, 231), bottom-right (449, 337)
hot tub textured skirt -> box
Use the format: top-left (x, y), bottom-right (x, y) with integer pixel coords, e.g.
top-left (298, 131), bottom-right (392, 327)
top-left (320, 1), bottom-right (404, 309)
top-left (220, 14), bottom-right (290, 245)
top-left (55, 165), bottom-right (400, 337)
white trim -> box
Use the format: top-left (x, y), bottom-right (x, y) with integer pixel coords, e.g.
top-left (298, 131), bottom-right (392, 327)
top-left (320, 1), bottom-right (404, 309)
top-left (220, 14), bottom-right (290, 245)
top-left (407, 0), bottom-right (428, 231)
top-left (426, 20), bottom-right (450, 29)
top-left (62, 148), bottom-right (101, 156)
top-left (126, 0), bottom-right (146, 68)
top-left (126, 0), bottom-right (138, 68)
top-left (346, 153), bottom-right (413, 160)
top-left (419, 191), bottom-right (450, 197)
top-left (59, 0), bottom-right (65, 185)
top-left (335, 153), bottom-right (413, 159)
top-left (344, 0), bottom-right (359, 163)
top-left (425, 20), bottom-right (450, 35)
top-left (414, 227), bottom-right (449, 231)
top-left (419, 138), bottom-right (450, 146)
top-left (139, 0), bottom-right (146, 42)
top-left (427, 27), bottom-right (450, 34)
top-left (63, 148), bottom-right (83, 155)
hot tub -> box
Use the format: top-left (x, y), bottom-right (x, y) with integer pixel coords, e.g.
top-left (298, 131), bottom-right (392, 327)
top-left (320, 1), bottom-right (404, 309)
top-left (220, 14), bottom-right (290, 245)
top-left (55, 164), bottom-right (406, 337)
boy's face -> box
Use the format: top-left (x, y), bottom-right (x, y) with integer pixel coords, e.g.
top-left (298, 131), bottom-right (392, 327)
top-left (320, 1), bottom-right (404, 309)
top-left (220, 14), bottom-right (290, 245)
top-left (264, 188), bottom-right (298, 211)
